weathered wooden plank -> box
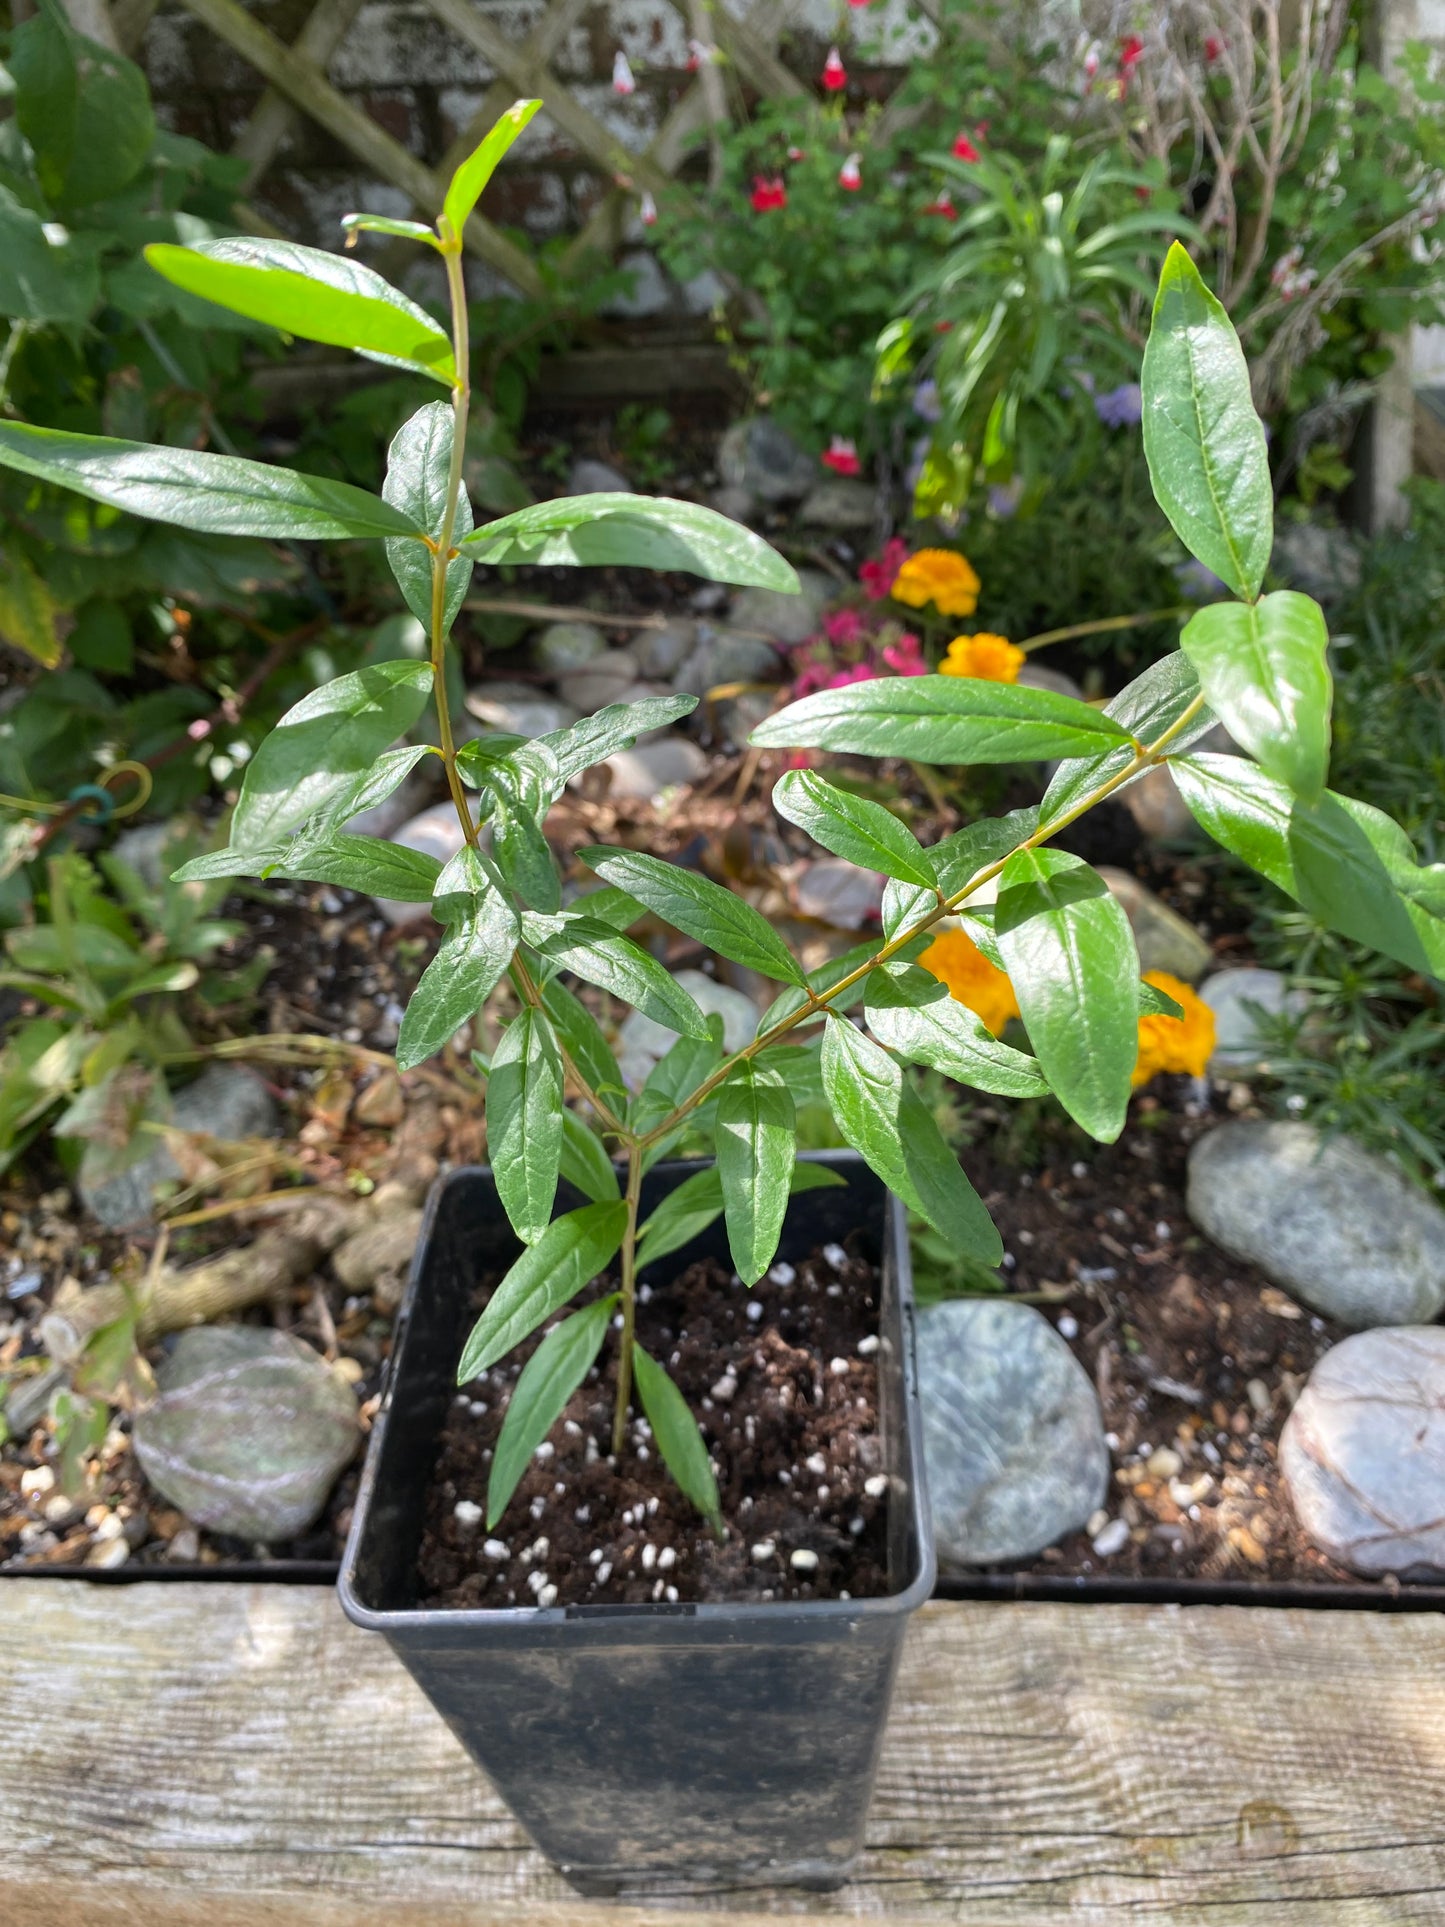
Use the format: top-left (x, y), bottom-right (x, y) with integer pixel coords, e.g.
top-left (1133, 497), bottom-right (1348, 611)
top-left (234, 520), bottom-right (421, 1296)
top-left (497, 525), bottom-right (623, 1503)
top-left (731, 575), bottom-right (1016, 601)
top-left (230, 0), bottom-right (368, 194)
top-left (2, 1581), bottom-right (1443, 1924)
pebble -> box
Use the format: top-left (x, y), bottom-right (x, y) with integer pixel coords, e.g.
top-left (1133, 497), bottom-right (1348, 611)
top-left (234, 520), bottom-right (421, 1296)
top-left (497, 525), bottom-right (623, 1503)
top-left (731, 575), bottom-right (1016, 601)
top-left (1057, 1314), bottom-right (1079, 1340)
top-left (658, 1546), bottom-right (676, 1570)
top-left (710, 1373), bottom-right (738, 1402)
top-left (746, 1303), bottom-right (763, 1323)
top-left (1087, 1509), bottom-right (1108, 1537)
top-left (1091, 1518), bottom-right (1130, 1557)
top-left (534, 1441), bottom-right (555, 1462)
top-left (167, 1527), bottom-right (200, 1563)
top-left (1199, 968), bottom-right (1309, 1074)
top-left (1145, 1447), bottom-right (1182, 1480)
top-left (751, 1541), bottom-right (776, 1562)
top-left (641, 1543), bottom-right (657, 1571)
top-left (857, 1334), bottom-right (880, 1356)
top-left (20, 1465), bottom-right (55, 1499)
top-left (595, 1561), bottom-right (613, 1584)
top-left (537, 1583), bottom-right (559, 1608)
top-left (483, 1538), bottom-right (510, 1560)
top-left (822, 1244), bottom-right (848, 1271)
top-left (829, 1357), bottom-right (849, 1376)
top-left (1246, 1378), bottom-right (1272, 1417)
top-left (805, 1453), bottom-right (828, 1476)
top-left (42, 1494), bottom-right (74, 1524)
top-left (768, 1262), bottom-right (796, 1287)
top-left (790, 1548), bottom-right (820, 1573)
top-left (864, 1474), bottom-right (889, 1499)
top-left (92, 1511), bottom-right (125, 1543)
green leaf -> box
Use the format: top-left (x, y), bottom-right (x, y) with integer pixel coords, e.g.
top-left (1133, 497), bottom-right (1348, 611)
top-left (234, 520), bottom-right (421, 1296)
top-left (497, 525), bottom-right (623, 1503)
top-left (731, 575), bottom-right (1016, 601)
top-left (580, 847), bottom-right (807, 986)
top-left (458, 1200), bottom-right (628, 1379)
top-left (1173, 753), bottom-right (1445, 978)
top-left (145, 239), bottom-right (455, 384)
top-left (757, 935), bottom-right (928, 1032)
top-left (1138, 978), bottom-right (1185, 1019)
top-left (524, 914), bottom-right (710, 1039)
top-left (0, 423), bottom-right (422, 544)
top-left (13, 13), bottom-right (154, 208)
top-left (1039, 654), bottom-right (1214, 831)
top-left (228, 662), bottom-right (435, 851)
top-left (487, 1293), bottom-right (616, 1529)
top-left (821, 1019), bottom-right (1002, 1262)
top-left (994, 849), bottom-right (1139, 1142)
top-left (488, 1007), bottom-right (564, 1245)
top-left (631, 1017), bottom-right (724, 1143)
top-left (529, 697), bottom-right (698, 795)
top-left (752, 676), bottom-right (1132, 765)
top-left (881, 807), bottom-right (1040, 938)
top-left (276, 832), bottom-right (442, 901)
top-left (397, 847), bottom-right (519, 1071)
top-left (463, 494), bottom-right (800, 591)
top-left (491, 790), bottom-right (559, 913)
top-left (773, 770), bottom-right (937, 889)
top-left (636, 1164), bottom-right (725, 1268)
top-left (443, 99), bottom-right (543, 237)
top-left (1179, 592), bottom-right (1331, 801)
top-left (715, 1062), bottom-right (795, 1285)
top-left (559, 1108), bottom-right (620, 1203)
top-left (340, 213), bottom-right (440, 247)
top-left (541, 978), bottom-right (628, 1106)
top-left (631, 1342), bottom-right (721, 1525)
top-left (0, 546), bottom-right (60, 667)
top-left (864, 960), bottom-right (1048, 1098)
top-left (383, 402), bottom-right (473, 634)
top-left (0, 194), bottom-right (101, 326)
top-left (1141, 242), bottom-right (1272, 602)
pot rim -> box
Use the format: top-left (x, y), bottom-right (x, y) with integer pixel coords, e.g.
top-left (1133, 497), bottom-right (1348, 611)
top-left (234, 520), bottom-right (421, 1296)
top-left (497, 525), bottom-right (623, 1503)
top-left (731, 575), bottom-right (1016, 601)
top-left (339, 1149), bottom-right (937, 1631)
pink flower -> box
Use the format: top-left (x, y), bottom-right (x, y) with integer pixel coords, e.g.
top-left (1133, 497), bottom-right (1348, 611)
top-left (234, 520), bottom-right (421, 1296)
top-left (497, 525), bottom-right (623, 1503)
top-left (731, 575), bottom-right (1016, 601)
top-left (824, 608), bottom-right (865, 646)
top-left (685, 37), bottom-right (716, 71)
top-left (822, 46), bottom-right (847, 91)
top-left (639, 191), bottom-right (657, 227)
top-left (750, 175), bottom-right (787, 212)
top-left (825, 664), bottom-right (877, 690)
top-left (787, 145), bottom-right (806, 163)
top-left (822, 435), bottom-right (861, 476)
top-left (952, 132), bottom-right (981, 163)
top-left (838, 153), bottom-right (862, 192)
top-left (859, 537), bottom-right (909, 600)
top-left (847, 0), bottom-right (872, 8)
top-left (1205, 34), bottom-right (1225, 62)
top-left (1120, 34), bottom-right (1145, 71)
top-left (790, 657), bottom-right (830, 699)
top-left (882, 631), bottom-right (925, 676)
top-left (923, 194), bottom-right (957, 219)
top-left (784, 751), bottom-right (817, 770)
top-left (612, 51), bottom-right (636, 95)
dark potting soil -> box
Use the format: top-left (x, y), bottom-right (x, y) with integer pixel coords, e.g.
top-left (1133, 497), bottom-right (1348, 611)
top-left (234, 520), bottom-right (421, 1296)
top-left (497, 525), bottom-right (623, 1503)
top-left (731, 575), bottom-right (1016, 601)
top-left (417, 1240), bottom-right (893, 1609)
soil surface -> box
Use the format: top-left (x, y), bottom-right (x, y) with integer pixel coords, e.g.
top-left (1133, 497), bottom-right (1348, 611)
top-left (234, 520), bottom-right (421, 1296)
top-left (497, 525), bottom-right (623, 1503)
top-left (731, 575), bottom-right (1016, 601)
top-left (418, 1241), bottom-right (893, 1608)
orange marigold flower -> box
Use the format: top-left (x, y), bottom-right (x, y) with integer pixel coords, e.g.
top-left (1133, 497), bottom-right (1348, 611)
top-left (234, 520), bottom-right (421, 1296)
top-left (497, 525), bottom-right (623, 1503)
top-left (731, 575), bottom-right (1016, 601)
top-left (890, 547), bottom-right (980, 617)
top-left (1131, 971), bottom-right (1216, 1088)
top-left (939, 632), bottom-right (1025, 683)
top-left (918, 928), bottom-right (1019, 1038)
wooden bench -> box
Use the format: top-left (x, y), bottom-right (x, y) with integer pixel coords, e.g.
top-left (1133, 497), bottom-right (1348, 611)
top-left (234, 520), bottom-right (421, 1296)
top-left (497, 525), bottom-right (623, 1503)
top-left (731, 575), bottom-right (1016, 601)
top-left (4, 1580), bottom-right (1442, 1924)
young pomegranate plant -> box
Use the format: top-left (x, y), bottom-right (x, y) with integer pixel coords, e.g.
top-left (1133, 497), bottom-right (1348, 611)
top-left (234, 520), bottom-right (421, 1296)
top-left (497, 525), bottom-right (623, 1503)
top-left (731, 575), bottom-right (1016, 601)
top-left (4, 89), bottom-right (1440, 1546)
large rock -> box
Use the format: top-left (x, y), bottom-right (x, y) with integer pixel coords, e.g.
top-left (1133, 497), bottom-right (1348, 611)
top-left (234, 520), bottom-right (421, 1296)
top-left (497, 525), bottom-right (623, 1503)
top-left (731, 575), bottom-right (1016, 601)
top-left (1097, 867), bottom-right (1212, 982)
top-left (793, 859), bottom-right (885, 931)
top-left (1199, 968), bottom-right (1309, 1075)
top-left (465, 684), bottom-right (580, 740)
top-left (674, 625), bottom-right (781, 698)
top-left (729, 571), bottom-right (831, 647)
top-left (1187, 1121), bottom-right (1445, 1328)
top-left (717, 416), bottom-right (817, 505)
top-left (533, 620), bottom-right (608, 676)
top-left (556, 647), bottom-right (639, 713)
top-left (602, 738), bottom-right (709, 800)
top-left (617, 969), bottom-right (757, 1087)
top-left (918, 1299), bottom-right (1109, 1568)
top-left (1281, 1328), bottom-right (1445, 1578)
top-left (567, 457), bottom-right (632, 496)
top-left (797, 479), bottom-right (875, 531)
top-left (634, 618), bottom-right (697, 680)
top-left (80, 1065), bottom-right (279, 1230)
top-left (133, 1327), bottom-right (358, 1543)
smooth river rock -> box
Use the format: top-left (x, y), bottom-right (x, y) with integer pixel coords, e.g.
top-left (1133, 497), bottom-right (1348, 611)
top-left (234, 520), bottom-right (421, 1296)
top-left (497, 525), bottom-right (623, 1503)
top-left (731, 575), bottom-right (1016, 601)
top-left (1187, 1121), bottom-right (1445, 1328)
top-left (1097, 867), bottom-right (1213, 982)
top-left (918, 1299), bottom-right (1110, 1568)
top-left (1281, 1328), bottom-right (1445, 1578)
top-left (80, 1065), bottom-right (279, 1229)
top-left (1199, 968), bottom-right (1309, 1075)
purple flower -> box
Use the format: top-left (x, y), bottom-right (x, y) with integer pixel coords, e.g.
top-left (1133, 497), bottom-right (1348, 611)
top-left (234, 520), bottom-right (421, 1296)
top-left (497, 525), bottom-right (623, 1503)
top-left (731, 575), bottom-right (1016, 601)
top-left (912, 380), bottom-right (942, 424)
top-left (987, 480), bottom-right (1022, 520)
top-left (1094, 382), bottom-right (1142, 428)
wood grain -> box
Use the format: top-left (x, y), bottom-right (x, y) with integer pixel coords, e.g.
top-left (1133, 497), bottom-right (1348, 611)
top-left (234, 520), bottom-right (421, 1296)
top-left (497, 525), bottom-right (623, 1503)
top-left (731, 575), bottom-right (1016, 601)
top-left (3, 1582), bottom-right (1442, 1925)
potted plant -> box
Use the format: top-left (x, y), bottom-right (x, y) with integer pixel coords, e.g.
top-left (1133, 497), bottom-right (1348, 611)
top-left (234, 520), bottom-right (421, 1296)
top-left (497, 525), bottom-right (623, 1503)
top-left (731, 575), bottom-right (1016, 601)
top-left (6, 95), bottom-right (1441, 1895)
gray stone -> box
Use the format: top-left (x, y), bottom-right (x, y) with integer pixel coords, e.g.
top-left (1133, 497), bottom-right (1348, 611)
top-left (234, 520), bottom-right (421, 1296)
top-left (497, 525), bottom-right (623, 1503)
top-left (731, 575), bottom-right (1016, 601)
top-left (729, 570), bottom-right (831, 647)
top-left (1199, 969), bottom-right (1309, 1075)
top-left (717, 415), bottom-right (817, 505)
top-left (81, 1065), bottom-right (279, 1230)
top-left (708, 485), bottom-right (757, 526)
top-left (1187, 1121), bottom-right (1445, 1328)
top-left (1281, 1328), bottom-right (1445, 1578)
top-left (134, 1327), bottom-right (358, 1544)
top-left (798, 479), bottom-right (876, 531)
top-left (465, 686), bottom-right (580, 740)
top-left (556, 647), bottom-right (640, 713)
top-left (918, 1299), bottom-right (1109, 1568)
top-left (533, 620), bottom-right (608, 675)
top-left (793, 859), bottom-right (884, 931)
top-left (674, 624), bottom-right (782, 698)
top-left (634, 618), bottom-right (697, 680)
top-left (711, 689), bottom-right (776, 752)
top-left (1016, 662), bottom-right (1085, 704)
top-left (1272, 520), bottom-right (1362, 603)
top-left (375, 802), bottom-right (469, 925)
top-left (566, 457), bottom-right (632, 496)
top-left (343, 765), bottom-right (436, 843)
top-left (617, 969), bottom-right (757, 1087)
top-left (602, 738), bottom-right (710, 800)
top-left (1097, 867), bottom-right (1212, 982)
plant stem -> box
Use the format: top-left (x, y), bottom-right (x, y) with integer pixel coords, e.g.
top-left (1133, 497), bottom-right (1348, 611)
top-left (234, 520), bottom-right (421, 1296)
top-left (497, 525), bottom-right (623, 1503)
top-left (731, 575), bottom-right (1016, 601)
top-left (432, 236), bottom-right (478, 850)
top-left (1018, 607), bottom-right (1188, 654)
top-left (612, 1141), bottom-right (644, 1455)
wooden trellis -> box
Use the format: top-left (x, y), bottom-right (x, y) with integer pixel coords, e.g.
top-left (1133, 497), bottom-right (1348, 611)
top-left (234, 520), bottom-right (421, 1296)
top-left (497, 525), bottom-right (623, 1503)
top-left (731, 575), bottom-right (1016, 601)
top-left (111, 0), bottom-right (823, 296)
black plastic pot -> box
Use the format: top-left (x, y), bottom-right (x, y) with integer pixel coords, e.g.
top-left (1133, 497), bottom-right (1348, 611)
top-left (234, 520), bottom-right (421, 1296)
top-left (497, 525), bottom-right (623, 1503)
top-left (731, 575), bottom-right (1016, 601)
top-left (339, 1150), bottom-right (934, 1898)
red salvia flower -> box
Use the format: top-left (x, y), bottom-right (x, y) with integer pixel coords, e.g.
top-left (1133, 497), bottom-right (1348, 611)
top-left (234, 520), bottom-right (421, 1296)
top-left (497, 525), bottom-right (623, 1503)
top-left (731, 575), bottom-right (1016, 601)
top-left (822, 46), bottom-right (847, 91)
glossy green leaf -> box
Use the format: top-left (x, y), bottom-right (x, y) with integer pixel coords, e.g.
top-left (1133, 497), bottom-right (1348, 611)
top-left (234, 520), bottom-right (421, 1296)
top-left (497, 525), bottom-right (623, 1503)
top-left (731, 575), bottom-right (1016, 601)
top-left (773, 770), bottom-right (937, 889)
top-left (632, 1342), bottom-right (721, 1525)
top-left (1039, 654), bottom-right (1214, 830)
top-left (228, 662), bottom-right (435, 851)
top-left (994, 849), bottom-right (1139, 1142)
top-left (462, 494), bottom-right (800, 590)
top-left (752, 675), bottom-right (1131, 765)
top-left (0, 195), bottom-right (101, 327)
top-left (0, 546), bottom-right (60, 667)
top-left (559, 1108), bottom-right (621, 1202)
top-left (1179, 592), bottom-right (1331, 801)
top-left (821, 1019), bottom-right (1002, 1261)
top-left (487, 1294), bottom-right (616, 1530)
top-left (12, 11), bottom-right (154, 208)
top-left (443, 99), bottom-right (543, 237)
top-left (882, 807), bottom-right (1040, 937)
top-left (0, 423), bottom-right (421, 543)
top-left (340, 213), bottom-right (440, 247)
top-left (488, 1007), bottom-right (565, 1244)
top-left (540, 978), bottom-right (628, 1106)
top-left (1173, 753), bottom-right (1445, 977)
top-left (491, 790), bottom-right (559, 913)
top-left (580, 846), bottom-right (807, 985)
top-left (1138, 978), bottom-right (1185, 1019)
top-left (631, 1018), bottom-right (724, 1146)
top-left (383, 402), bottom-right (473, 634)
top-left (635, 1158), bottom-right (839, 1270)
top-left (1141, 242), bottom-right (1272, 601)
top-left (524, 913), bottom-right (710, 1039)
top-left (757, 935), bottom-right (928, 1032)
top-left (317, 745), bottom-right (439, 832)
top-left (864, 960), bottom-right (1048, 1097)
top-left (458, 1200), bottom-right (628, 1379)
top-left (568, 885), bottom-right (645, 933)
top-left (529, 696), bottom-right (698, 795)
top-left (397, 847), bottom-right (520, 1071)
top-left (145, 239), bottom-right (455, 384)
top-left (275, 832), bottom-right (441, 901)
top-left (716, 1062), bottom-right (795, 1285)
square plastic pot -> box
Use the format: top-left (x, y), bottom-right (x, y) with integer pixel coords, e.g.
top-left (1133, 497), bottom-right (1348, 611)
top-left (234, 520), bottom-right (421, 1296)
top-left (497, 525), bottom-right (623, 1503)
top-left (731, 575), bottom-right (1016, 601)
top-left (339, 1149), bottom-right (935, 1898)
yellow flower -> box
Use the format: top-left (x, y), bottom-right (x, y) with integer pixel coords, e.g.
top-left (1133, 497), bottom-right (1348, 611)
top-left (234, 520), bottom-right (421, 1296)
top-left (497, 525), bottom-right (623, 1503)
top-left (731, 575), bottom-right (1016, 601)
top-left (918, 928), bottom-right (1020, 1038)
top-left (939, 632), bottom-right (1025, 683)
top-left (1132, 972), bottom-right (1216, 1088)
top-left (891, 547), bottom-right (981, 617)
